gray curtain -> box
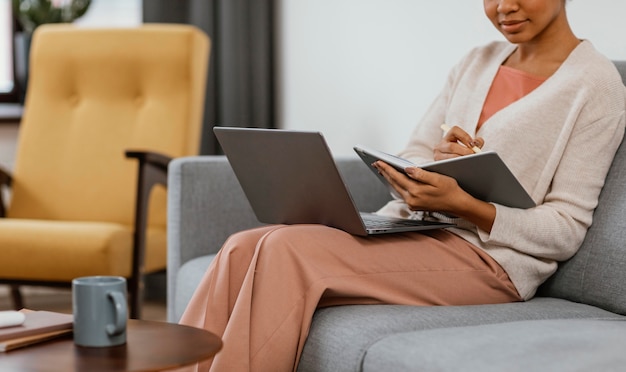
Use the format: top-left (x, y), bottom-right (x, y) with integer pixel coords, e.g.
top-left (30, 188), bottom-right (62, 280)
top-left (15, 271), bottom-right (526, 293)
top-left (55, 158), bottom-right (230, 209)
top-left (143, 0), bottom-right (275, 154)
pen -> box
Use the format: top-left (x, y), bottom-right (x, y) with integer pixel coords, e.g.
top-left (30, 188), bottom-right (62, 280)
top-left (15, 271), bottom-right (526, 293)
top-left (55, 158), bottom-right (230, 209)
top-left (440, 124), bottom-right (482, 153)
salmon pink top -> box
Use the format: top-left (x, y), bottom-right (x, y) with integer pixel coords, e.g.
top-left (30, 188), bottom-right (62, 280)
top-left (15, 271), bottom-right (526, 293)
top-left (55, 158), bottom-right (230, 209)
top-left (478, 65), bottom-right (547, 129)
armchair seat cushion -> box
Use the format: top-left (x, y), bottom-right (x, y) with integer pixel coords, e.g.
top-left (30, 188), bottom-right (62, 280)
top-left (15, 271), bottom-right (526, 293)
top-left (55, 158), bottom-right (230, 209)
top-left (0, 219), bottom-right (166, 280)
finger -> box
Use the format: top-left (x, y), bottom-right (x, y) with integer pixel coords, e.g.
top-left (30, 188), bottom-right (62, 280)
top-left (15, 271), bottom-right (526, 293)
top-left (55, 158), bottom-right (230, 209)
top-left (442, 125), bottom-right (480, 153)
top-left (436, 141), bottom-right (475, 158)
top-left (374, 161), bottom-right (413, 192)
top-left (446, 126), bottom-right (475, 148)
top-left (471, 137), bottom-right (485, 151)
top-left (404, 167), bottom-right (437, 187)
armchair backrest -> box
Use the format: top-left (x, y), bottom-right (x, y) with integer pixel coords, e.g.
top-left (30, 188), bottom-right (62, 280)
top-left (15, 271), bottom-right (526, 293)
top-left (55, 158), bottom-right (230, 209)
top-left (8, 24), bottom-right (209, 228)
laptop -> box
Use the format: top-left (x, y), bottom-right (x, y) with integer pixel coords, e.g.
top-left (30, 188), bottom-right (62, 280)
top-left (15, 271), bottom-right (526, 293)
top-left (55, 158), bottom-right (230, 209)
top-left (213, 127), bottom-right (454, 236)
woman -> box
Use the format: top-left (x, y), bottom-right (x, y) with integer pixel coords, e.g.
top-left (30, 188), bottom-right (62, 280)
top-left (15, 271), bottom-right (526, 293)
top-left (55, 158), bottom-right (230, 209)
top-left (181, 0), bottom-right (626, 371)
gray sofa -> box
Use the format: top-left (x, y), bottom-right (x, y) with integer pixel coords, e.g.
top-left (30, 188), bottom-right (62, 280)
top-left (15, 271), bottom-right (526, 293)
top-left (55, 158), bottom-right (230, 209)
top-left (167, 145), bottom-right (626, 370)
top-left (168, 62), bottom-right (626, 371)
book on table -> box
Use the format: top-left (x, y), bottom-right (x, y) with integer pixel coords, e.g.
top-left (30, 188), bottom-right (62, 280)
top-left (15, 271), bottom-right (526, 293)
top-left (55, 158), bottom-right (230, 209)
top-left (0, 310), bottom-right (73, 352)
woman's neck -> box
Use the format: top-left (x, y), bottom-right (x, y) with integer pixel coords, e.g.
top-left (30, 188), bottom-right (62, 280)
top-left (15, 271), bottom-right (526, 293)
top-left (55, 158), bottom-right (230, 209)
top-left (503, 17), bottom-right (580, 77)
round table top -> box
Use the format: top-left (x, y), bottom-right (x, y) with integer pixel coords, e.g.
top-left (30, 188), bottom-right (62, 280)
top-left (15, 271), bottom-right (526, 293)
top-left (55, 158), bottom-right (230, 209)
top-left (0, 319), bottom-right (222, 371)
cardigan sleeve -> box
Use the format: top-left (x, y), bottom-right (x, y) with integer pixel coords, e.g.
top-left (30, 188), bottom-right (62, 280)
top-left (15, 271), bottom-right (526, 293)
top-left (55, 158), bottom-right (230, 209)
top-left (479, 110), bottom-right (625, 261)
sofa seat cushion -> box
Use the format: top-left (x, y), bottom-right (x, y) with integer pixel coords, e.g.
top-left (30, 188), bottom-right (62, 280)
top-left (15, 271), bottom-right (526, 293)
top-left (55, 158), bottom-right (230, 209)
top-left (362, 318), bottom-right (626, 372)
top-left (298, 298), bottom-right (623, 372)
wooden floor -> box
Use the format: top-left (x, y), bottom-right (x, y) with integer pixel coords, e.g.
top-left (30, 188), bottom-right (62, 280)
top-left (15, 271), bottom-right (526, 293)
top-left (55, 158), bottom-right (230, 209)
top-left (0, 286), bottom-right (167, 322)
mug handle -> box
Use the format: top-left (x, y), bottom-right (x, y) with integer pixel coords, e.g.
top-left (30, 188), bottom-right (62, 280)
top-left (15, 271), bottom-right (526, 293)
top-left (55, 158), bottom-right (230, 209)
top-left (105, 290), bottom-right (127, 336)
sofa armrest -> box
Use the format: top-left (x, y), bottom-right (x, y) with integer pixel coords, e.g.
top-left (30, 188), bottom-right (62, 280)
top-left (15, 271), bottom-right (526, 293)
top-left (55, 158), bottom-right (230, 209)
top-left (166, 155), bottom-right (392, 318)
top-left (167, 156), bottom-right (260, 264)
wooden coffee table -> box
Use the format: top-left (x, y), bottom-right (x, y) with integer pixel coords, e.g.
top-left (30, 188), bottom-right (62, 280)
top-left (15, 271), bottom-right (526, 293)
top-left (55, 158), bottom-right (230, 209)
top-left (0, 319), bottom-right (222, 371)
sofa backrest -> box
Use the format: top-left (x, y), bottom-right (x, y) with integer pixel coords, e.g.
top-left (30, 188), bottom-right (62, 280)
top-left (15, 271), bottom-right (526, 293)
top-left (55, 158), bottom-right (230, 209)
top-left (615, 61), bottom-right (626, 86)
top-left (538, 61), bottom-right (626, 315)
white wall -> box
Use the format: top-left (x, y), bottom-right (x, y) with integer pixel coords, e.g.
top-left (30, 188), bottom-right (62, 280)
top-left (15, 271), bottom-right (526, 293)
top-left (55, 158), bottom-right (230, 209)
top-left (73, 0), bottom-right (141, 27)
top-left (277, 1), bottom-right (626, 156)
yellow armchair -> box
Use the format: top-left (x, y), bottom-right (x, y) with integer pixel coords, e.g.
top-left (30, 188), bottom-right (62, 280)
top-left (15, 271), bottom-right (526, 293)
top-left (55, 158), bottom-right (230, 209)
top-left (0, 24), bottom-right (210, 318)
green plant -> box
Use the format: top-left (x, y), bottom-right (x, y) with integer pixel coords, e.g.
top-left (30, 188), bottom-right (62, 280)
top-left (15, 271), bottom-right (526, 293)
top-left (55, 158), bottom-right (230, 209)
top-left (13, 0), bottom-right (92, 34)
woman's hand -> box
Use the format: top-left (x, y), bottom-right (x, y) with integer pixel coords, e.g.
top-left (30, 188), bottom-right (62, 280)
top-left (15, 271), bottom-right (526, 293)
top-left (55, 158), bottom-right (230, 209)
top-left (373, 160), bottom-right (496, 232)
top-left (376, 163), bottom-right (463, 213)
top-left (434, 125), bottom-right (484, 161)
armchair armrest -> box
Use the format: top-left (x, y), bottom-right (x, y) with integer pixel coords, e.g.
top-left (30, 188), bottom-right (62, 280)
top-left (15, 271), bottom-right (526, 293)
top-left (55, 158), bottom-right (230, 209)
top-left (125, 149), bottom-right (173, 319)
top-left (0, 166), bottom-right (12, 217)
top-left (125, 150), bottom-right (171, 173)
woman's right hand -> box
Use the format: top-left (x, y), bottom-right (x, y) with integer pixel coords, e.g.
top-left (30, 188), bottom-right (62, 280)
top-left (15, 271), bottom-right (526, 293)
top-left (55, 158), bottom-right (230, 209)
top-left (373, 160), bottom-right (496, 232)
top-left (434, 125), bottom-right (484, 161)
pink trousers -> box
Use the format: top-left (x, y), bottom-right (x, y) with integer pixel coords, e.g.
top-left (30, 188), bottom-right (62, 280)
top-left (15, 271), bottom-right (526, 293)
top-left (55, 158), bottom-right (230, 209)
top-left (179, 224), bottom-right (521, 372)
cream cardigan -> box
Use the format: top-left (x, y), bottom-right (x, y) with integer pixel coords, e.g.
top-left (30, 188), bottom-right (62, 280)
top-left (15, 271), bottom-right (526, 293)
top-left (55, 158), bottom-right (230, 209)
top-left (378, 40), bottom-right (626, 299)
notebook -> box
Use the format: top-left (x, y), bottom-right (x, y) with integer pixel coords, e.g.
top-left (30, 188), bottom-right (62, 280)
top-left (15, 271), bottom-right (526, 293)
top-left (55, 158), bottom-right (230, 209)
top-left (213, 127), bottom-right (454, 236)
top-left (353, 145), bottom-right (535, 209)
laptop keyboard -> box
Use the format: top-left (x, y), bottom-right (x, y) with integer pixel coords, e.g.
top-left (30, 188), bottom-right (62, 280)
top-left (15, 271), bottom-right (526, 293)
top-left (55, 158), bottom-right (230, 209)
top-left (361, 213), bottom-right (433, 228)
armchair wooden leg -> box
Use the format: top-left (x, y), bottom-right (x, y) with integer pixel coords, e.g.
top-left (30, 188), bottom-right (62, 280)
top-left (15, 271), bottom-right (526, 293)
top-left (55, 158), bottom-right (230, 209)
top-left (129, 276), bottom-right (144, 319)
top-left (10, 285), bottom-right (24, 310)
